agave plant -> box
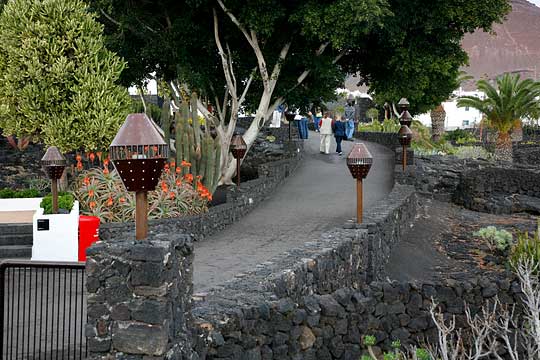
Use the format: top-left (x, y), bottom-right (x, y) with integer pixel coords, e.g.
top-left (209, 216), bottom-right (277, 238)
top-left (457, 74), bottom-right (540, 161)
top-left (73, 160), bottom-right (210, 223)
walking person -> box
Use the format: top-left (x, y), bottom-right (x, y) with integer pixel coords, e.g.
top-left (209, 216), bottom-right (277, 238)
top-left (319, 112), bottom-right (333, 154)
top-left (314, 108), bottom-right (322, 132)
top-left (333, 115), bottom-right (347, 155)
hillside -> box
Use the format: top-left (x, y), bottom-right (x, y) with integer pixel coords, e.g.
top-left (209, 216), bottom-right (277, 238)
top-left (462, 0), bottom-right (540, 84)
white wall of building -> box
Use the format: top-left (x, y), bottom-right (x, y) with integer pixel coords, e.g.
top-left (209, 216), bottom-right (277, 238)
top-left (417, 88), bottom-right (484, 130)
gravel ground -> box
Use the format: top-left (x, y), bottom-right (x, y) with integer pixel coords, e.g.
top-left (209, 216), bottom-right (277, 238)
top-left (385, 196), bottom-right (538, 282)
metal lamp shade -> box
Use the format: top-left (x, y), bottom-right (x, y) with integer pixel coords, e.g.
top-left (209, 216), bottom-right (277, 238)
top-left (399, 110), bottom-right (413, 127)
top-left (284, 112), bottom-right (296, 123)
top-left (398, 125), bottom-right (413, 146)
top-left (398, 98), bottom-right (410, 111)
top-left (346, 143), bottom-right (373, 180)
top-left (230, 134), bottom-right (247, 160)
top-left (41, 146), bottom-right (67, 180)
top-left (109, 113), bottom-right (168, 192)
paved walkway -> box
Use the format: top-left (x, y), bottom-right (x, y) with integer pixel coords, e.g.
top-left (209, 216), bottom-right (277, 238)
top-left (193, 133), bottom-right (395, 292)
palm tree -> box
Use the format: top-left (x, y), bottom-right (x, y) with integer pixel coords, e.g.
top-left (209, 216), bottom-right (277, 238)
top-left (457, 73), bottom-right (540, 161)
top-left (430, 104), bottom-right (446, 142)
top-left (430, 71), bottom-right (473, 142)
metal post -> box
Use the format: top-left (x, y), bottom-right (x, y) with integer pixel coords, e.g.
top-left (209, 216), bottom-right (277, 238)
top-left (51, 178), bottom-right (58, 214)
top-left (236, 159), bottom-right (241, 187)
top-left (288, 121), bottom-right (292, 141)
top-left (135, 191), bottom-right (148, 240)
top-left (402, 145), bottom-right (407, 171)
top-left (356, 179), bottom-right (363, 224)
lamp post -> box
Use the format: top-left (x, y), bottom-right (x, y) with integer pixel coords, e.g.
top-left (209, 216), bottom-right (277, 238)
top-left (285, 112), bottom-right (296, 141)
top-left (398, 125), bottom-right (413, 171)
top-left (41, 146), bottom-right (67, 214)
top-left (398, 98), bottom-right (413, 171)
top-left (346, 143), bottom-right (373, 223)
top-left (110, 113), bottom-right (168, 240)
top-left (230, 133), bottom-right (247, 187)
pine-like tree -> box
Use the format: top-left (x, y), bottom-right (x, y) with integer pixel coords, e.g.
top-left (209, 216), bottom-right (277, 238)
top-left (0, 0), bottom-right (131, 152)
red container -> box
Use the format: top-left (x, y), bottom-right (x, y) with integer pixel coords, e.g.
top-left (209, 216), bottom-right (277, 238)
top-left (78, 215), bottom-right (100, 261)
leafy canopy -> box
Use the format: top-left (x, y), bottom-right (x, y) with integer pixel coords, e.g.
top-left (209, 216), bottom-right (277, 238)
top-left (89, 0), bottom-right (390, 112)
top-left (0, 0), bottom-right (131, 152)
top-left (457, 74), bottom-right (540, 134)
top-left (341, 0), bottom-right (511, 114)
top-left (90, 0), bottom-right (510, 115)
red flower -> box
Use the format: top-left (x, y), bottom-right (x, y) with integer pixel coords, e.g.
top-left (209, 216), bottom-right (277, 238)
top-left (89, 152), bottom-right (95, 162)
top-left (161, 181), bottom-right (168, 192)
top-left (76, 160), bottom-right (83, 171)
top-left (103, 158), bottom-right (110, 166)
top-left (103, 166), bottom-right (109, 175)
top-left (107, 196), bottom-right (113, 206)
top-left (119, 197), bottom-right (126, 204)
top-left (170, 161), bottom-right (176, 169)
top-left (169, 191), bottom-right (176, 200)
top-left (76, 154), bottom-right (82, 162)
top-left (96, 151), bottom-right (102, 161)
top-left (181, 160), bottom-right (191, 168)
top-left (89, 201), bottom-right (96, 209)
top-left (164, 163), bottom-right (170, 173)
top-left (175, 167), bottom-right (181, 174)
top-left (83, 177), bottom-right (90, 186)
top-left (183, 173), bottom-right (193, 183)
top-left (88, 189), bottom-right (95, 198)
top-left (175, 179), bottom-right (182, 186)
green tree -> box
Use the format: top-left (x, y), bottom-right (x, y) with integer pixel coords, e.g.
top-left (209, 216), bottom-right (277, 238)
top-left (89, 0), bottom-right (389, 184)
top-left (366, 108), bottom-right (379, 122)
top-left (341, 0), bottom-right (511, 115)
top-left (457, 74), bottom-right (540, 161)
top-left (89, 0), bottom-right (510, 184)
top-left (0, 0), bottom-right (131, 153)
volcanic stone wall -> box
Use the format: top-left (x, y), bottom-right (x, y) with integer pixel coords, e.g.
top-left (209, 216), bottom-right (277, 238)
top-left (353, 132), bottom-right (400, 150)
top-left (453, 167), bottom-right (540, 214)
top-left (513, 143), bottom-right (540, 166)
top-left (192, 274), bottom-right (522, 359)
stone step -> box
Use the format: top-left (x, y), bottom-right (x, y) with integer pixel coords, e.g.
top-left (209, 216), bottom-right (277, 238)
top-left (0, 245), bottom-right (32, 259)
top-left (0, 223), bottom-right (33, 235)
top-left (0, 233), bottom-right (33, 246)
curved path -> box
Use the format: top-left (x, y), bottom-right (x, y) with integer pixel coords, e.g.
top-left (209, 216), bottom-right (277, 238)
top-left (193, 133), bottom-right (395, 292)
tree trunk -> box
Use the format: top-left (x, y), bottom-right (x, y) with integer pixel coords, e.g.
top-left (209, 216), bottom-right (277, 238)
top-left (430, 104), bottom-right (446, 142)
top-left (219, 91), bottom-right (273, 185)
top-left (495, 131), bottom-right (513, 162)
top-left (511, 120), bottom-right (523, 142)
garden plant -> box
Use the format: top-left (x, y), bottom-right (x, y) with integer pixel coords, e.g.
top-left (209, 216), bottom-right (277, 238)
top-left (0, 0), bottom-right (131, 153)
top-left (457, 74), bottom-right (540, 162)
top-left (73, 159), bottom-right (210, 223)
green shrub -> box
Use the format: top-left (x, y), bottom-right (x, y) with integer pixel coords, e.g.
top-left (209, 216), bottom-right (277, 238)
top-left (444, 129), bottom-right (477, 144)
top-left (0, 188), bottom-right (40, 198)
top-left (40, 193), bottom-right (75, 215)
top-left (454, 146), bottom-right (492, 160)
top-left (510, 224), bottom-right (540, 272)
top-left (0, 0), bottom-right (131, 152)
top-left (474, 226), bottom-right (513, 251)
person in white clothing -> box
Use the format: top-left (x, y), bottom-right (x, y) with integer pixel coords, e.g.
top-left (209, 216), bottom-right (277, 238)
top-left (318, 112), bottom-right (334, 154)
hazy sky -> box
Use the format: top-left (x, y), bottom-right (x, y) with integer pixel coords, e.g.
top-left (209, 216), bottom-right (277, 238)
top-left (530, 0), bottom-right (540, 7)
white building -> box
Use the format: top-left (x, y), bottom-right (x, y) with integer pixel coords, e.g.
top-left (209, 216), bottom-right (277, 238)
top-left (416, 88), bottom-right (484, 130)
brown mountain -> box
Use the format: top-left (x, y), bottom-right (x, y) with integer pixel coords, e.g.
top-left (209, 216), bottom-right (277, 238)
top-left (462, 0), bottom-right (540, 86)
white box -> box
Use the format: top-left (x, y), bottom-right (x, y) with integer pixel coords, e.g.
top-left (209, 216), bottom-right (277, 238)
top-left (32, 201), bottom-right (79, 262)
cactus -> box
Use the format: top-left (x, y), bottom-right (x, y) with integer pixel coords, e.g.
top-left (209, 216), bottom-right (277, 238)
top-left (161, 98), bottom-right (171, 153)
top-left (174, 95), bottom-right (221, 193)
